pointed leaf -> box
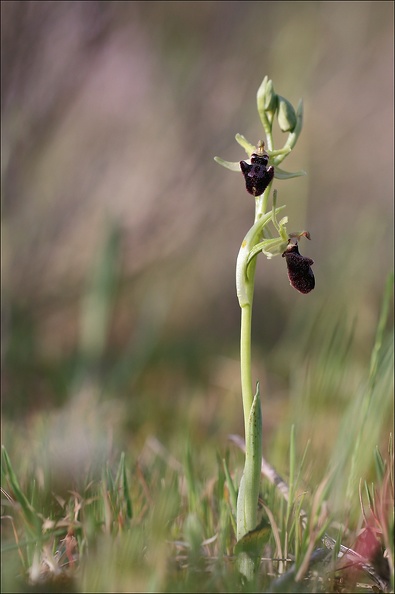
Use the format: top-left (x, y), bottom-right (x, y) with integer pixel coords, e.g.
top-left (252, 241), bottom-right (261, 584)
top-left (243, 383), bottom-right (262, 533)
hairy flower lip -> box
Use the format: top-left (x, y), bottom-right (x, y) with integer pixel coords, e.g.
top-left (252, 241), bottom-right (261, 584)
top-left (240, 153), bottom-right (274, 197)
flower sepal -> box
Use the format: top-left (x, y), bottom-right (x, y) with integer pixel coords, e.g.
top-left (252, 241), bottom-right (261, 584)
top-left (213, 156), bottom-right (241, 171)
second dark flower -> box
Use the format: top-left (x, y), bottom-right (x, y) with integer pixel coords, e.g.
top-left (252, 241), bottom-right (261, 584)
top-left (282, 242), bottom-right (315, 294)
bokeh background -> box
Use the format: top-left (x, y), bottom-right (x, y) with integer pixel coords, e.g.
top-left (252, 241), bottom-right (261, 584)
top-left (1, 1), bottom-right (393, 496)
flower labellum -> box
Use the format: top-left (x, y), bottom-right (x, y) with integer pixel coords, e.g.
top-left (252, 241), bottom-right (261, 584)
top-left (240, 153), bottom-right (274, 197)
top-left (282, 242), bottom-right (315, 294)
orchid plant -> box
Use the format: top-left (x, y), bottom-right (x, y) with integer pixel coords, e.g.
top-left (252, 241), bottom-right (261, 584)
top-left (214, 76), bottom-right (315, 579)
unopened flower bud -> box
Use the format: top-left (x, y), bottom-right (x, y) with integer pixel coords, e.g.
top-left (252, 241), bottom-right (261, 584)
top-left (277, 95), bottom-right (297, 132)
top-left (257, 76), bottom-right (278, 116)
top-left (264, 80), bottom-right (277, 112)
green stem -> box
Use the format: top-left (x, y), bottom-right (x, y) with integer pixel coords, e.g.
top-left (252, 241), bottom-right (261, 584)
top-left (257, 108), bottom-right (274, 152)
top-left (256, 185), bottom-right (270, 219)
top-left (240, 301), bottom-right (254, 438)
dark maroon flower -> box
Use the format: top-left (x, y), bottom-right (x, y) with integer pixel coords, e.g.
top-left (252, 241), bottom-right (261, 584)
top-left (282, 242), bottom-right (315, 294)
top-left (240, 153), bottom-right (274, 197)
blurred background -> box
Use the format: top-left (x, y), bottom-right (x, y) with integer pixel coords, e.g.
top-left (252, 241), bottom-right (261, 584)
top-left (1, 1), bottom-right (393, 495)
